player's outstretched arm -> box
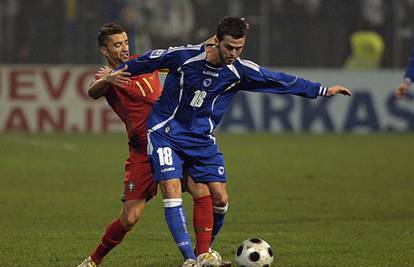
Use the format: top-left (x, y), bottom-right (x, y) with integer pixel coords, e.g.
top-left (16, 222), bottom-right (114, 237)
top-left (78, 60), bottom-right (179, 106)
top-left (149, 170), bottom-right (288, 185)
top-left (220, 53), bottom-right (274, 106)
top-left (326, 85), bottom-right (352, 97)
top-left (88, 65), bottom-right (131, 99)
top-left (394, 82), bottom-right (409, 98)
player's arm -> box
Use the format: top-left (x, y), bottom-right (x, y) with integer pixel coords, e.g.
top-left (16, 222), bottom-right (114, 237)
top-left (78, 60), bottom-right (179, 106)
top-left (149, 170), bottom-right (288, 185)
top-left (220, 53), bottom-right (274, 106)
top-left (114, 47), bottom-right (186, 76)
top-left (88, 65), bottom-right (131, 99)
top-left (395, 48), bottom-right (414, 98)
top-left (237, 61), bottom-right (351, 98)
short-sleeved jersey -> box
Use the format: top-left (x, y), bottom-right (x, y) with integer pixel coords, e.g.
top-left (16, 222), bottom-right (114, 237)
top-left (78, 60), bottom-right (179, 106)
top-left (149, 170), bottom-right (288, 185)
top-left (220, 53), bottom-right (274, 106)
top-left (101, 55), bottom-right (162, 161)
top-left (116, 45), bottom-right (327, 144)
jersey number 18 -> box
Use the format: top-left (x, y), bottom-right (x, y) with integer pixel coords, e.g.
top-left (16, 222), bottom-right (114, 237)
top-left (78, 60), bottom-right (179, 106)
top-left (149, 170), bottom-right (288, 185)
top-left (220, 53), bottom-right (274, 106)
top-left (157, 147), bottom-right (173, 166)
top-left (190, 90), bottom-right (207, 108)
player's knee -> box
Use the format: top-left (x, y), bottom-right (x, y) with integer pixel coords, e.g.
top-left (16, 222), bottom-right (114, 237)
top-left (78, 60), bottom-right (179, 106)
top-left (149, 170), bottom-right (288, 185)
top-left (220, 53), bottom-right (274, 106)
top-left (120, 212), bottom-right (140, 230)
top-left (190, 183), bottom-right (210, 199)
top-left (211, 192), bottom-right (228, 207)
top-left (160, 179), bottom-right (182, 198)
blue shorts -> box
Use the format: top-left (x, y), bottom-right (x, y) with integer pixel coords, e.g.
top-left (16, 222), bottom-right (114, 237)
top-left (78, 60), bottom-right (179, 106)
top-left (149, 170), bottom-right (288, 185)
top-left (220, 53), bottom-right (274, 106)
top-left (147, 130), bottom-right (227, 183)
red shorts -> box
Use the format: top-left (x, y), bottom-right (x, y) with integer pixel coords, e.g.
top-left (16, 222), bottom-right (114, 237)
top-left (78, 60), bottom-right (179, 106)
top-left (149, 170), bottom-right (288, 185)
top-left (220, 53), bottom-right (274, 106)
top-left (122, 159), bottom-right (157, 202)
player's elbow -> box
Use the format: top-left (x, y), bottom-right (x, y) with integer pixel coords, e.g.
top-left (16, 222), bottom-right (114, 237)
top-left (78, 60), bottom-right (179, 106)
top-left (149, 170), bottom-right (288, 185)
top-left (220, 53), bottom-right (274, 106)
top-left (87, 89), bottom-right (100, 99)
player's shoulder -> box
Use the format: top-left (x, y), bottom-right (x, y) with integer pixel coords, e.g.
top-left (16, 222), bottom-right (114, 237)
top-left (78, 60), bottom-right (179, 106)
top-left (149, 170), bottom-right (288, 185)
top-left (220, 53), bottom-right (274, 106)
top-left (234, 58), bottom-right (261, 72)
top-left (166, 43), bottom-right (205, 54)
top-left (149, 43), bottom-right (205, 61)
top-left (226, 58), bottom-right (262, 78)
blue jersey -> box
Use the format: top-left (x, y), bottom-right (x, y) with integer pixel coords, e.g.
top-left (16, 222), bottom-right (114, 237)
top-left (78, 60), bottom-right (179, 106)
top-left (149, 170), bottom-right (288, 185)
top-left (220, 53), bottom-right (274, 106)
top-left (404, 48), bottom-right (414, 82)
top-left (116, 44), bottom-right (327, 142)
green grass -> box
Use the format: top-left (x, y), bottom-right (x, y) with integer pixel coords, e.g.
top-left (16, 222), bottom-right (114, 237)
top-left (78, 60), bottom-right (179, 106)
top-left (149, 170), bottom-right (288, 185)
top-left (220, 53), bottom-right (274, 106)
top-left (1, 133), bottom-right (413, 267)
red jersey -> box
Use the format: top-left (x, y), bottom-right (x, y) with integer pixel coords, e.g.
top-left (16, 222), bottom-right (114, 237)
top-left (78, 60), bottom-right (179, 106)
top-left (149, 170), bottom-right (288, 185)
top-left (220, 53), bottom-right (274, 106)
top-left (101, 55), bottom-right (162, 162)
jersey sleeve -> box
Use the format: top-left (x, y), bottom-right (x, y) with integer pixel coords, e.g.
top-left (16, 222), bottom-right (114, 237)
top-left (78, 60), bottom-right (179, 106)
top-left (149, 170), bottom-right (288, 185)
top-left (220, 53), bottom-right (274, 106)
top-left (404, 48), bottom-right (414, 83)
top-left (236, 59), bottom-right (327, 98)
top-left (114, 45), bottom-right (203, 76)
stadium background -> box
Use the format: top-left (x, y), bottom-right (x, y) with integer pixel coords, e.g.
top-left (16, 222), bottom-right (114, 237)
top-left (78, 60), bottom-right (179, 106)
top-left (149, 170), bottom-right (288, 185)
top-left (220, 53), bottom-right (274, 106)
top-left (1, 1), bottom-right (414, 267)
top-left (1, 0), bottom-right (414, 133)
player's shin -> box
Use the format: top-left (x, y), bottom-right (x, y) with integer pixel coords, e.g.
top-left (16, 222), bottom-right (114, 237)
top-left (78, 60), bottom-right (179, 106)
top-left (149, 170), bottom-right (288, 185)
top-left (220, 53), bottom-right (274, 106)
top-left (163, 198), bottom-right (196, 260)
top-left (211, 202), bottom-right (228, 245)
top-left (193, 195), bottom-right (214, 255)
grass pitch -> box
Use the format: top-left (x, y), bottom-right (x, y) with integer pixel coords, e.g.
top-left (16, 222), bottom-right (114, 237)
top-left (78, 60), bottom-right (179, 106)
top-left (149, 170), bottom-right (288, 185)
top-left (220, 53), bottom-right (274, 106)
top-left (0, 133), bottom-right (413, 267)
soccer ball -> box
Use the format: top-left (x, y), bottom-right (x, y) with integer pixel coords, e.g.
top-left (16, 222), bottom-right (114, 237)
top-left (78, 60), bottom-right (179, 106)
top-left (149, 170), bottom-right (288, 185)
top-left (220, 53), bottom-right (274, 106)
top-left (236, 238), bottom-right (274, 267)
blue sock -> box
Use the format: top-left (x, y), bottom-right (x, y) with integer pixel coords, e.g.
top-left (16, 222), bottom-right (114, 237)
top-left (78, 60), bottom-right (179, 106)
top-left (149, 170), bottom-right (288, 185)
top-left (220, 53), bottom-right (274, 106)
top-left (211, 203), bottom-right (228, 245)
top-left (164, 203), bottom-right (196, 260)
top-left (211, 212), bottom-right (225, 244)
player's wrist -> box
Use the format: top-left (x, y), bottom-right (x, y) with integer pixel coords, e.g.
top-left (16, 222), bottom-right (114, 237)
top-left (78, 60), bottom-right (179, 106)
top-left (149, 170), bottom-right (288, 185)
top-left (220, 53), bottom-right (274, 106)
top-left (102, 74), bottom-right (111, 83)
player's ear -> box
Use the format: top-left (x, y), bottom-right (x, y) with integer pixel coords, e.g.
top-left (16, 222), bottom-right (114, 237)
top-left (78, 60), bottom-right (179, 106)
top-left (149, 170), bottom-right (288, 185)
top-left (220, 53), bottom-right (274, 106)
top-left (99, 46), bottom-right (108, 57)
top-left (214, 36), bottom-right (219, 46)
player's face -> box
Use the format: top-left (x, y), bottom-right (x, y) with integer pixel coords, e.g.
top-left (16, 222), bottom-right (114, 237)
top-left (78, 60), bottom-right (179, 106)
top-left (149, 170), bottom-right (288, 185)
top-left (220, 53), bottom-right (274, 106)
top-left (218, 35), bottom-right (245, 65)
top-left (101, 32), bottom-right (129, 66)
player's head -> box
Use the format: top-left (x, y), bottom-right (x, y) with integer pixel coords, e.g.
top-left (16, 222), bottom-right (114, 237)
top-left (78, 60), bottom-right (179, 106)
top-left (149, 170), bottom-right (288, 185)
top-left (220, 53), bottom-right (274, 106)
top-left (98, 23), bottom-right (129, 67)
top-left (215, 17), bottom-right (248, 65)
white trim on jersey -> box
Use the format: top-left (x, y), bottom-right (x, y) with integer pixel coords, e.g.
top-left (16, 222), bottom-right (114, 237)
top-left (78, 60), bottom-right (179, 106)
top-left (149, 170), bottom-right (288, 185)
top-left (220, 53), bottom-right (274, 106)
top-left (237, 58), bottom-right (260, 72)
top-left (183, 51), bottom-right (206, 65)
top-left (275, 76), bottom-right (299, 86)
top-left (224, 81), bottom-right (239, 92)
top-left (208, 95), bottom-right (221, 134)
top-left (147, 131), bottom-right (153, 155)
top-left (207, 81), bottom-right (239, 134)
top-left (208, 134), bottom-right (216, 144)
top-left (205, 64), bottom-right (222, 71)
top-left (164, 44), bottom-right (203, 55)
top-left (226, 64), bottom-right (240, 79)
top-left (238, 58), bottom-right (303, 87)
top-left (149, 71), bottom-right (185, 132)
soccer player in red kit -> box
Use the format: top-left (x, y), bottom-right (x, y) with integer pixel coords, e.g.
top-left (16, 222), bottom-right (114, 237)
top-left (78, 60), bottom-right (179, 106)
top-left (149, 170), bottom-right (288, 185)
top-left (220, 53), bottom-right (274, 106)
top-left (75, 22), bottom-right (161, 267)
top-left (76, 23), bottom-right (218, 267)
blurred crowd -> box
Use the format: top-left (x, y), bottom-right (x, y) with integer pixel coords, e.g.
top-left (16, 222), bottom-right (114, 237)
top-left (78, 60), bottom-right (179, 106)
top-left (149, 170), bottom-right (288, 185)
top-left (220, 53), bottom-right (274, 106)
top-left (1, 0), bottom-right (414, 68)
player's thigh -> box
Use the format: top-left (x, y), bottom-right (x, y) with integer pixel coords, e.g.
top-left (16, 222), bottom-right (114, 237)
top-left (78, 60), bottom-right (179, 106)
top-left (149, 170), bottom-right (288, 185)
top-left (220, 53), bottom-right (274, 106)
top-left (148, 132), bottom-right (184, 181)
top-left (187, 145), bottom-right (227, 183)
top-left (123, 160), bottom-right (157, 202)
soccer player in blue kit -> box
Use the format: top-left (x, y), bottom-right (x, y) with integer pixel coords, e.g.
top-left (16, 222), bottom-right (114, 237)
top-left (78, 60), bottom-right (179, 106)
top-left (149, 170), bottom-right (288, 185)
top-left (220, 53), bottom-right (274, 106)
top-left (115, 17), bottom-right (352, 267)
top-left (395, 48), bottom-right (414, 98)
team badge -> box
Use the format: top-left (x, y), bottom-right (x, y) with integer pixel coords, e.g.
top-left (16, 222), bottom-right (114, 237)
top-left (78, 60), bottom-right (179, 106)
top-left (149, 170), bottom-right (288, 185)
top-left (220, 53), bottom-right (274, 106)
top-left (127, 181), bottom-right (136, 192)
top-left (218, 166), bottom-right (225, 175)
top-left (165, 125), bottom-right (171, 133)
top-left (202, 78), bottom-right (212, 88)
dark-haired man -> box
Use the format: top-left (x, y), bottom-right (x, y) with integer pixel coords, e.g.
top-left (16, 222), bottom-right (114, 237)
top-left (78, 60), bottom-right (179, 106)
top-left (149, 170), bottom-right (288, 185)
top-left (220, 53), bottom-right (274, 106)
top-left (75, 22), bottom-right (162, 267)
top-left (114, 16), bottom-right (351, 267)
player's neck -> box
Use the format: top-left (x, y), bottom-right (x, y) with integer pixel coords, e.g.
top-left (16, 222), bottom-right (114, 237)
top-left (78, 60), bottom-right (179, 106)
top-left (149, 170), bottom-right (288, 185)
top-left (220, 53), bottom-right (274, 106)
top-left (206, 46), bottom-right (224, 66)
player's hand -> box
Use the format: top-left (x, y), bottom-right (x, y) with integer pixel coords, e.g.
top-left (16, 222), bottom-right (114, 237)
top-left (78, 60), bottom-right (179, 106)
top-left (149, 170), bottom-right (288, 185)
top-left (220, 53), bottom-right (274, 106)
top-left (241, 17), bottom-right (250, 30)
top-left (104, 65), bottom-right (131, 87)
top-left (394, 83), bottom-right (409, 98)
top-left (96, 66), bottom-right (112, 80)
top-left (326, 85), bottom-right (352, 96)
